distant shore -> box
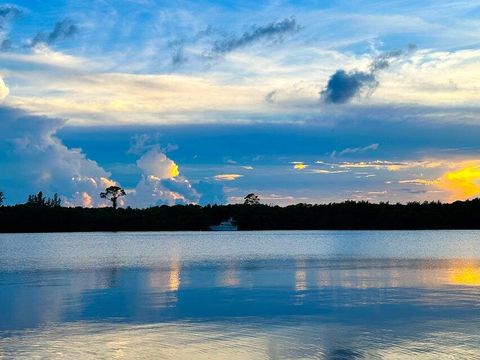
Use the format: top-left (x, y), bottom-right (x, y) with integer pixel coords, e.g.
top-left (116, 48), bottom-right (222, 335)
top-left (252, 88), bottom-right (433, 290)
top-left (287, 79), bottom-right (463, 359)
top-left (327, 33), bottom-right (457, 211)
top-left (1, 200), bottom-right (480, 233)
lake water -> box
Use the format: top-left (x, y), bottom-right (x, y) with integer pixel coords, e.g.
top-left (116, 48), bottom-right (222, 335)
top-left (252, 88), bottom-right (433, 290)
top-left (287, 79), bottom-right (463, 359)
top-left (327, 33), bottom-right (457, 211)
top-left (1, 231), bottom-right (480, 359)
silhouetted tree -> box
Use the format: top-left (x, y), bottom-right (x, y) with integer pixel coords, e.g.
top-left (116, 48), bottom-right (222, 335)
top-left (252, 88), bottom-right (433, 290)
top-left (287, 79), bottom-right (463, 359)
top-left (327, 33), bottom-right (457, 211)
top-left (27, 191), bottom-right (45, 206)
top-left (100, 186), bottom-right (126, 209)
top-left (244, 193), bottom-right (260, 205)
top-left (26, 191), bottom-right (61, 207)
top-left (47, 193), bottom-right (61, 207)
top-left (0, 191), bottom-right (4, 206)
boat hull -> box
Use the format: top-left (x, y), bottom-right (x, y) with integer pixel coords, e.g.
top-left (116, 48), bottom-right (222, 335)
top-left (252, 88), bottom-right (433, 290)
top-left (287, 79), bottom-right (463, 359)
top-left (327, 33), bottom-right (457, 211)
top-left (209, 225), bottom-right (238, 231)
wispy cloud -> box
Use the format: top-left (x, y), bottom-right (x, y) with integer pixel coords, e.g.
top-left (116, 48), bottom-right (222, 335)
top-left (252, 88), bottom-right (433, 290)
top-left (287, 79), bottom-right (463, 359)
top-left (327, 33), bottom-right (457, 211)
top-left (0, 4), bottom-right (21, 25)
top-left (331, 143), bottom-right (379, 157)
top-left (398, 179), bottom-right (435, 185)
top-left (311, 169), bottom-right (350, 174)
top-left (210, 17), bottom-right (299, 56)
top-left (31, 19), bottom-right (78, 47)
top-left (214, 174), bottom-right (244, 181)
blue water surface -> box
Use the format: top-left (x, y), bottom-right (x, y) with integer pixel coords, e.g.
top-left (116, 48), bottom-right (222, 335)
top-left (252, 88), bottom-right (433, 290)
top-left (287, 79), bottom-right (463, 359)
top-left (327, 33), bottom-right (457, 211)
top-left (1, 231), bottom-right (480, 359)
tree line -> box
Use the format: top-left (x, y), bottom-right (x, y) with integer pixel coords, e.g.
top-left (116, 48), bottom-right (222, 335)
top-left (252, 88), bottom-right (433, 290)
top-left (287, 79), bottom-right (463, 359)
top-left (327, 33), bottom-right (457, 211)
top-left (1, 187), bottom-right (480, 232)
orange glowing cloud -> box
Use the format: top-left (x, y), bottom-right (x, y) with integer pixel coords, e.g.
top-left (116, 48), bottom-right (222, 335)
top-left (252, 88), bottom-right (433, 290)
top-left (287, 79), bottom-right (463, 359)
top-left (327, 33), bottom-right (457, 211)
top-left (214, 174), bottom-right (243, 181)
top-left (398, 160), bottom-right (480, 201)
top-left (292, 162), bottom-right (308, 170)
top-left (136, 149), bottom-right (180, 179)
top-left (100, 177), bottom-right (117, 188)
top-left (435, 161), bottom-right (480, 201)
top-left (81, 192), bottom-right (93, 208)
top-left (169, 163), bottom-right (180, 178)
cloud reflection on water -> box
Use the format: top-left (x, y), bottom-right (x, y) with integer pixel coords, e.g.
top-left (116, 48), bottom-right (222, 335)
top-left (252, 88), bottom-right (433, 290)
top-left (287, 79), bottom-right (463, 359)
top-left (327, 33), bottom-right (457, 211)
top-left (1, 232), bottom-right (480, 358)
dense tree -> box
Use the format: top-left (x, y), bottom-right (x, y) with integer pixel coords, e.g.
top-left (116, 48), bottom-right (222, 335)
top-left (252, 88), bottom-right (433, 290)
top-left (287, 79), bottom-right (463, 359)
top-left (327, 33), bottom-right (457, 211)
top-left (100, 186), bottom-right (126, 209)
top-left (244, 193), bottom-right (260, 205)
top-left (26, 192), bottom-right (61, 207)
top-left (1, 197), bottom-right (480, 232)
top-left (0, 191), bottom-right (4, 206)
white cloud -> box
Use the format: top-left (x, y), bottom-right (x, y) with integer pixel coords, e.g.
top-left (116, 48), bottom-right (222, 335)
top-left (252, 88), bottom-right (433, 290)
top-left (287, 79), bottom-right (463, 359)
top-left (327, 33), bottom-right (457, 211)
top-left (0, 106), bottom-right (226, 207)
top-left (3, 44), bottom-right (480, 126)
top-left (0, 106), bottom-right (115, 206)
top-left (214, 174), bottom-right (244, 181)
top-left (127, 148), bottom-right (226, 207)
top-left (311, 169), bottom-right (350, 174)
top-left (0, 77), bottom-right (8, 101)
top-left (332, 143), bottom-right (379, 157)
top-left (136, 148), bottom-right (179, 179)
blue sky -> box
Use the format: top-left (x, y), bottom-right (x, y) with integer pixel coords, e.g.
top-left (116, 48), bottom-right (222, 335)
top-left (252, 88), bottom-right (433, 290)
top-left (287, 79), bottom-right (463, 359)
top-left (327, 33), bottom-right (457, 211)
top-left (1, 0), bottom-right (480, 206)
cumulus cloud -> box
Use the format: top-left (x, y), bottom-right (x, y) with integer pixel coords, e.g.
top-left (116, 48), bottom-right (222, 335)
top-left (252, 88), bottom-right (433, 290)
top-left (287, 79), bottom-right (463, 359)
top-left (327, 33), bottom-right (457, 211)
top-left (0, 106), bottom-right (226, 208)
top-left (0, 106), bottom-right (115, 207)
top-left (210, 17), bottom-right (299, 55)
top-left (127, 147), bottom-right (226, 207)
top-left (131, 175), bottom-right (198, 207)
top-left (0, 77), bottom-right (9, 100)
top-left (128, 148), bottom-right (194, 207)
top-left (31, 19), bottom-right (78, 47)
top-left (136, 149), bottom-right (179, 179)
top-left (320, 45), bottom-right (416, 104)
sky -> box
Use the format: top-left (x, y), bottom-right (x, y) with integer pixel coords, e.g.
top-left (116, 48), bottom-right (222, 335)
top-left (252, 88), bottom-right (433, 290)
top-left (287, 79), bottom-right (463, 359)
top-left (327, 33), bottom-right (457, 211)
top-left (1, 0), bottom-right (480, 207)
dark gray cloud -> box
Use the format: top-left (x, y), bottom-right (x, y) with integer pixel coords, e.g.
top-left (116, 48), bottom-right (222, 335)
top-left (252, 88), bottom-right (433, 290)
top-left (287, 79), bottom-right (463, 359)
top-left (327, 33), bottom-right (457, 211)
top-left (265, 90), bottom-right (277, 104)
top-left (210, 17), bottom-right (299, 55)
top-left (320, 70), bottom-right (377, 104)
top-left (31, 19), bottom-right (78, 47)
top-left (321, 45), bottom-right (417, 104)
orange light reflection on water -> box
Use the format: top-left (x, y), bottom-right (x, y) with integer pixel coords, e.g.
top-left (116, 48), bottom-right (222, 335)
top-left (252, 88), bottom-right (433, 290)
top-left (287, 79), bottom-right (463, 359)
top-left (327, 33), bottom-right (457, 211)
top-left (448, 260), bottom-right (480, 286)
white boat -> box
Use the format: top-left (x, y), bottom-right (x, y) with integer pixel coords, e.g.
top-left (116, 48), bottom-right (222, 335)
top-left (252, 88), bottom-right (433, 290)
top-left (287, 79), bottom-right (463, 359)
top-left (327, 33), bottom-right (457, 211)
top-left (209, 218), bottom-right (238, 231)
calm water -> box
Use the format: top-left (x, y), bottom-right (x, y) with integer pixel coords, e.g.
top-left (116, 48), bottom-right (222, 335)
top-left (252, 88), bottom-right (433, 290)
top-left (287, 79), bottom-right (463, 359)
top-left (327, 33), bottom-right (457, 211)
top-left (1, 231), bottom-right (480, 359)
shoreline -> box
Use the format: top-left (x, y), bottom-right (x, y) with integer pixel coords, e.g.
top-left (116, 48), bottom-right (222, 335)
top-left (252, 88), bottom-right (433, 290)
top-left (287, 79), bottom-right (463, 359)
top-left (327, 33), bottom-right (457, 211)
top-left (1, 200), bottom-right (480, 232)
